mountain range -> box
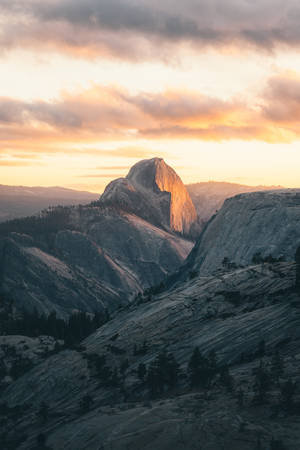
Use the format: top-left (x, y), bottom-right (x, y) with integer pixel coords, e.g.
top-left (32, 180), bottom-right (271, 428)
top-left (0, 177), bottom-right (281, 227)
top-left (1, 158), bottom-right (300, 450)
top-left (0, 185), bottom-right (99, 223)
top-left (0, 159), bottom-right (195, 318)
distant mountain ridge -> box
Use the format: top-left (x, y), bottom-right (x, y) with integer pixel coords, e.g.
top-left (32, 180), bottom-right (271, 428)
top-left (0, 159), bottom-right (194, 317)
top-left (0, 185), bottom-right (99, 223)
top-left (0, 179), bottom-right (284, 226)
top-left (187, 181), bottom-right (283, 224)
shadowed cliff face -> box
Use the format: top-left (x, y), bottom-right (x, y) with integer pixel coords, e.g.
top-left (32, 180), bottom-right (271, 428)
top-left (0, 207), bottom-right (193, 318)
top-left (101, 158), bottom-right (197, 235)
top-left (186, 189), bottom-right (300, 276)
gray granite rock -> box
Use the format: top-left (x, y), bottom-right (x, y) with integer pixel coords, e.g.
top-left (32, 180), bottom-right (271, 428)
top-left (189, 189), bottom-right (300, 275)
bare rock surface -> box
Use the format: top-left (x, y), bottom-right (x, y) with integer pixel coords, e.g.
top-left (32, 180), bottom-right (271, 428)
top-left (0, 159), bottom-right (195, 317)
top-left (2, 262), bottom-right (300, 449)
top-left (101, 158), bottom-right (197, 235)
top-left (188, 189), bottom-right (300, 276)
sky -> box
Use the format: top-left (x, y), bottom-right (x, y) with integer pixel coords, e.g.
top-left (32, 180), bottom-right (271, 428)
top-left (1, 0), bottom-right (300, 192)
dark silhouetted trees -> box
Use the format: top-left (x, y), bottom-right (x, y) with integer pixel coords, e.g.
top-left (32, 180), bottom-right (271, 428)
top-left (270, 350), bottom-right (284, 382)
top-left (146, 351), bottom-right (180, 397)
top-left (187, 347), bottom-right (218, 389)
top-left (79, 395), bottom-right (93, 413)
top-left (280, 379), bottom-right (297, 412)
top-left (270, 437), bottom-right (286, 450)
top-left (137, 363), bottom-right (147, 382)
top-left (220, 364), bottom-right (234, 392)
top-left (296, 246), bottom-right (300, 290)
top-left (2, 308), bottom-right (109, 347)
top-left (253, 362), bottom-right (272, 404)
top-left (37, 402), bottom-right (50, 423)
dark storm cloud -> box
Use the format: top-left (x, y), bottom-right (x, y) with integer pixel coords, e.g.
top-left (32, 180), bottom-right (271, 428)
top-left (2, 1), bottom-right (300, 59)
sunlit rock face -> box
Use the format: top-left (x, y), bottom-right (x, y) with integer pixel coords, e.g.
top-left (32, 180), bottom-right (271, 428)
top-left (0, 157), bottom-right (197, 318)
top-left (187, 189), bottom-right (300, 275)
top-left (101, 158), bottom-right (197, 235)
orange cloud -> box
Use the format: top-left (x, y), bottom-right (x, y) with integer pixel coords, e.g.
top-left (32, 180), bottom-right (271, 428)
top-left (0, 160), bottom-right (44, 167)
top-left (1, 76), bottom-right (300, 163)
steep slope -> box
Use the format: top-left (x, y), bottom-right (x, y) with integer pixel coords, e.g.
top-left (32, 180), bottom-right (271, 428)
top-left (2, 261), bottom-right (300, 449)
top-left (101, 158), bottom-right (197, 235)
top-left (0, 185), bottom-right (99, 222)
top-left (0, 160), bottom-right (195, 317)
top-left (187, 181), bottom-right (283, 224)
top-left (187, 189), bottom-right (300, 276)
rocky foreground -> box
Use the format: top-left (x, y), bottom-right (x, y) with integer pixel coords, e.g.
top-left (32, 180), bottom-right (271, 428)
top-left (1, 261), bottom-right (299, 449)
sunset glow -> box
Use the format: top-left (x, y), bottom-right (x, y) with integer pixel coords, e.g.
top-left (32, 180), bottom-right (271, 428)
top-left (1, 1), bottom-right (300, 191)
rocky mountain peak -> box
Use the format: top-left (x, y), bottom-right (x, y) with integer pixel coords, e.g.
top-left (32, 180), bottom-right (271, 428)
top-left (126, 157), bottom-right (168, 191)
top-left (101, 157), bottom-right (197, 235)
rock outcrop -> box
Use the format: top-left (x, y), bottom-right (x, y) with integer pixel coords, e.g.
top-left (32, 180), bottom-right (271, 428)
top-left (2, 261), bottom-right (300, 449)
top-left (187, 189), bottom-right (300, 276)
top-left (0, 159), bottom-right (196, 317)
top-left (101, 158), bottom-right (197, 235)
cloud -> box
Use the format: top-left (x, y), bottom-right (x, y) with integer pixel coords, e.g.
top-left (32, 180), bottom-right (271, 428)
top-left (2, 1), bottom-right (300, 60)
top-left (124, 90), bottom-right (241, 123)
top-left (2, 76), bottom-right (300, 156)
top-left (0, 159), bottom-right (44, 166)
top-left (0, 86), bottom-right (242, 134)
top-left (262, 75), bottom-right (300, 123)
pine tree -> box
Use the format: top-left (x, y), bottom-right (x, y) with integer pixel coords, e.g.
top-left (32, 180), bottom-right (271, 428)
top-left (219, 364), bottom-right (234, 392)
top-left (164, 352), bottom-right (180, 389)
top-left (270, 437), bottom-right (286, 450)
top-left (253, 362), bottom-right (271, 404)
top-left (146, 351), bottom-right (180, 396)
top-left (280, 378), bottom-right (296, 412)
top-left (296, 246), bottom-right (300, 290)
top-left (79, 394), bottom-right (93, 413)
top-left (237, 388), bottom-right (244, 407)
top-left (208, 349), bottom-right (218, 374)
top-left (137, 363), bottom-right (147, 382)
top-left (258, 339), bottom-right (266, 358)
top-left (37, 402), bottom-right (50, 423)
top-left (120, 359), bottom-right (129, 378)
top-left (187, 348), bottom-right (212, 389)
top-left (270, 350), bottom-right (284, 382)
